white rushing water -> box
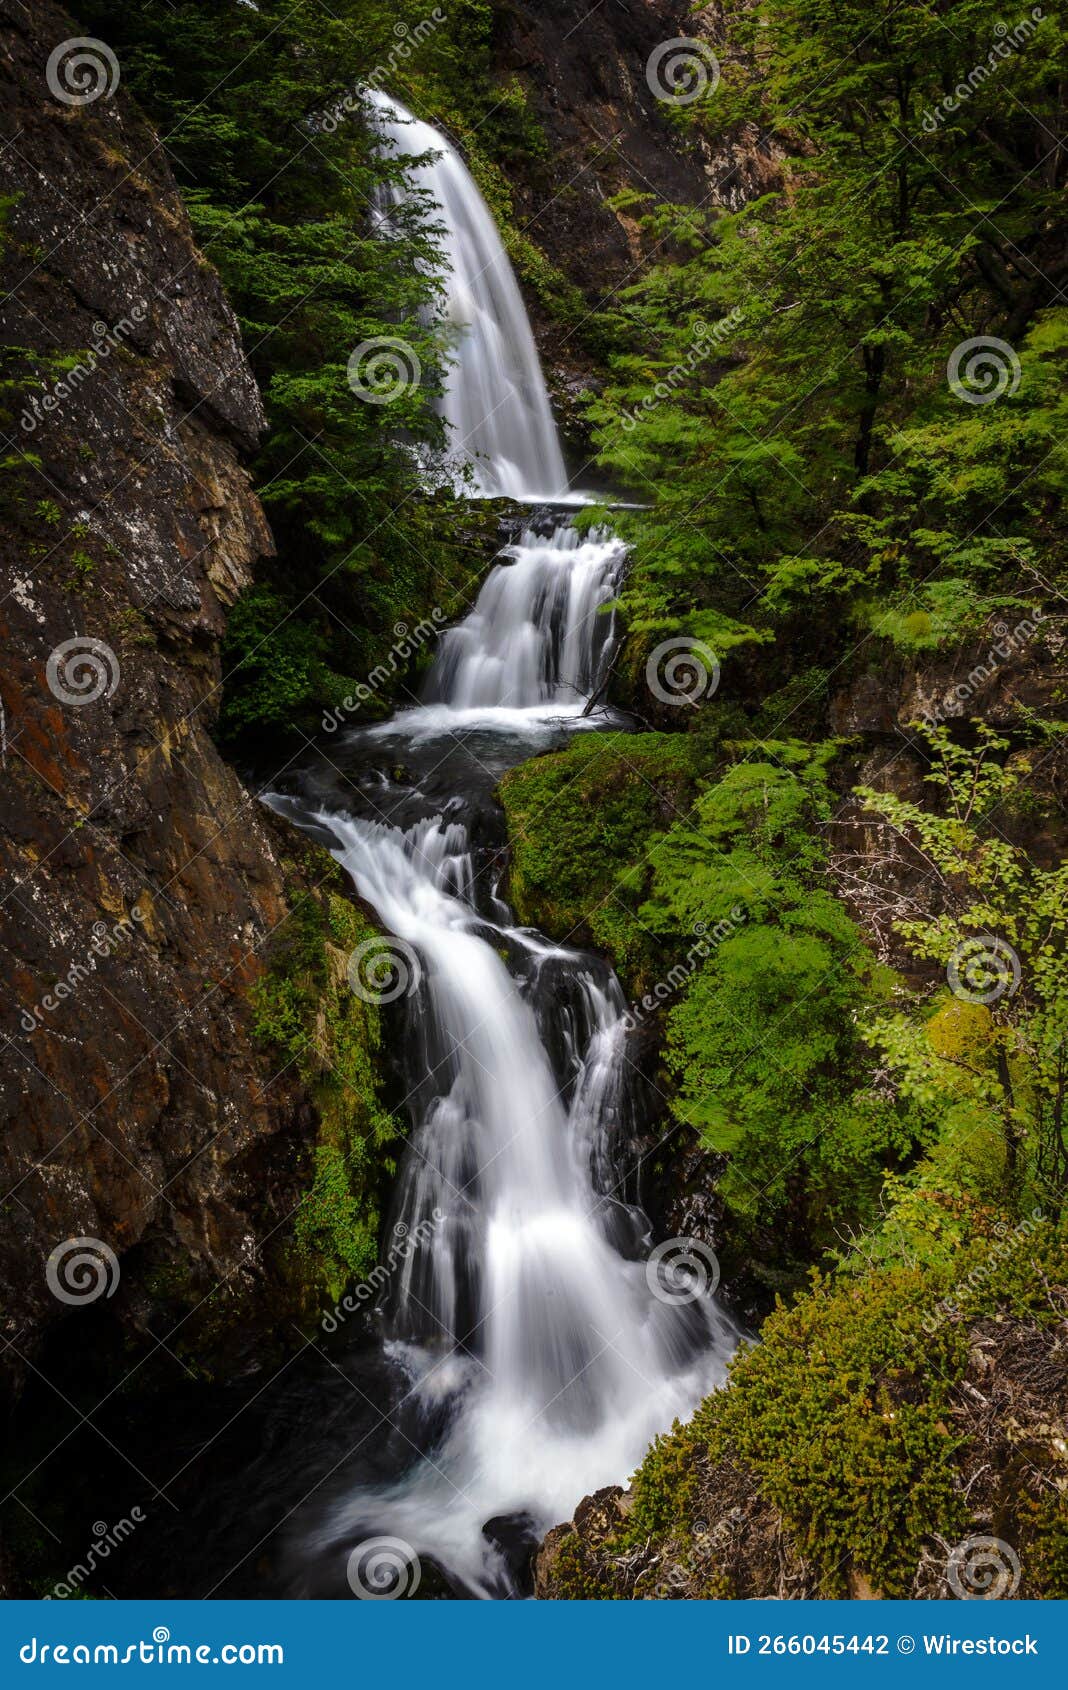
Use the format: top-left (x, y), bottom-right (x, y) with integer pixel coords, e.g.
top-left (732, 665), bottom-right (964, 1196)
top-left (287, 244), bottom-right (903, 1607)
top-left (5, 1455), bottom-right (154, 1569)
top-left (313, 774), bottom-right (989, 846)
top-left (368, 89), bottom-right (569, 501)
top-left (268, 98), bottom-right (736, 1598)
top-left (294, 804), bottom-right (735, 1595)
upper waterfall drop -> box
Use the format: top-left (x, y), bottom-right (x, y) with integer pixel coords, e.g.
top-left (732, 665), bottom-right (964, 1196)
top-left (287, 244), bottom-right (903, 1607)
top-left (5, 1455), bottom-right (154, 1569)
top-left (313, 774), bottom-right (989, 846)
top-left (366, 89), bottom-right (569, 501)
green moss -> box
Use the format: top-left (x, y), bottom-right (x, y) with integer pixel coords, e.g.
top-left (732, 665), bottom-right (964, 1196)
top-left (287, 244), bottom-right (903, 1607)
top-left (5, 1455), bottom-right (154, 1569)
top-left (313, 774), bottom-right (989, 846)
top-left (499, 731), bottom-right (706, 994)
top-left (250, 873), bottom-right (397, 1304)
top-left (592, 1206), bottom-right (1068, 1599)
top-left (611, 1267), bottom-right (969, 1596)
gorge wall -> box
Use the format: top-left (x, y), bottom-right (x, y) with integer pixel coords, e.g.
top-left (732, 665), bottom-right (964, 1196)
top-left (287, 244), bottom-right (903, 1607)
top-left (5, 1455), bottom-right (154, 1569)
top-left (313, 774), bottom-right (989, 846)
top-left (0, 0), bottom-right (371, 1399)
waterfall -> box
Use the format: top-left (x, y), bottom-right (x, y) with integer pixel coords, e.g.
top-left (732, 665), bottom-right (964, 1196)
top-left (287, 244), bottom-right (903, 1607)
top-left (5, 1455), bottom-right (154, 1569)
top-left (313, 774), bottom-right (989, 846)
top-left (271, 800), bottom-right (735, 1596)
top-left (261, 99), bottom-right (736, 1600)
top-left (367, 90), bottom-right (569, 501)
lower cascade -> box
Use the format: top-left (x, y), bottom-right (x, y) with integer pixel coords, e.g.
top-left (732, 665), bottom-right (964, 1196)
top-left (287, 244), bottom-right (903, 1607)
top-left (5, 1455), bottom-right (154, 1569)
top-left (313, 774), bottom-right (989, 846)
top-left (266, 520), bottom-right (737, 1596)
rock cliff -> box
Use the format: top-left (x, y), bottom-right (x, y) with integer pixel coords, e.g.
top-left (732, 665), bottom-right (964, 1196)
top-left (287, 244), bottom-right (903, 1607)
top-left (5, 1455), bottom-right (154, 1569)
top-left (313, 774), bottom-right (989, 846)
top-left (0, 0), bottom-right (352, 1398)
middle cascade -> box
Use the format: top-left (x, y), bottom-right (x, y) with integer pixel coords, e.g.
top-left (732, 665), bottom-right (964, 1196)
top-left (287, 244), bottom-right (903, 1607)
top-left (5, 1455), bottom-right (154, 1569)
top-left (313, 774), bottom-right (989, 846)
top-left (422, 522), bottom-right (626, 716)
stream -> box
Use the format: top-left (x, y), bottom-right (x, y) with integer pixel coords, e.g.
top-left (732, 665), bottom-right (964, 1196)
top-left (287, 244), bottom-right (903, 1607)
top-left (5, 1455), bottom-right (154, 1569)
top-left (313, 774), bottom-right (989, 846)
top-left (258, 97), bottom-right (737, 1598)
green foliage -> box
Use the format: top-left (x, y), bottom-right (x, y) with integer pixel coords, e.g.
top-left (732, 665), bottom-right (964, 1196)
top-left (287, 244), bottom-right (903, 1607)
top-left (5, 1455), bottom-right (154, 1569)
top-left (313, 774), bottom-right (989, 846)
top-left (583, 0), bottom-right (1066, 698)
top-left (646, 747), bottom-right (919, 1261)
top-left (631, 1270), bottom-right (968, 1595)
top-left (500, 732), bottom-right (707, 993)
top-left (250, 879), bottom-right (396, 1300)
top-left (78, 0), bottom-right (494, 740)
top-left (574, 1205), bottom-right (1068, 1599)
top-left (858, 725), bottom-right (1068, 1204)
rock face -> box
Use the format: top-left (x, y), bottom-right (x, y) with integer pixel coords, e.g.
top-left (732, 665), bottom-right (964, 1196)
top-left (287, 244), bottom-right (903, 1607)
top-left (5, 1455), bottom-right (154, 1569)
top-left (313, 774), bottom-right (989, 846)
top-left (0, 0), bottom-right (330, 1395)
top-left (494, 2), bottom-right (779, 292)
top-left (491, 0), bottom-right (781, 406)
